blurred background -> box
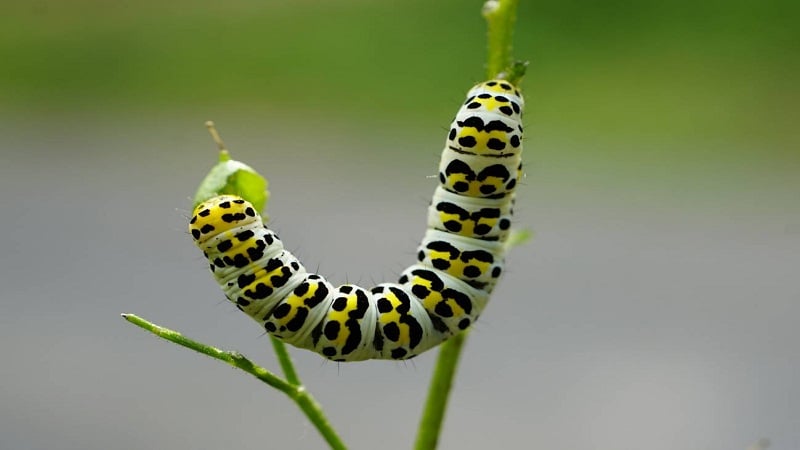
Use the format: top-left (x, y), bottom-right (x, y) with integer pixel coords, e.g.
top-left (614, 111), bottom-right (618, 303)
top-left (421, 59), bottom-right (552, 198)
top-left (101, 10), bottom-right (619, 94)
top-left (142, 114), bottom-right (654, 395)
top-left (1, 0), bottom-right (798, 449)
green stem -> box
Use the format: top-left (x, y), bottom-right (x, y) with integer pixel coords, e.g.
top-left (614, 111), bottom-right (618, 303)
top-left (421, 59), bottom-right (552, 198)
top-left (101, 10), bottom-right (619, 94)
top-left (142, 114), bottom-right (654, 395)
top-left (121, 314), bottom-right (347, 450)
top-left (413, 331), bottom-right (468, 450)
top-left (270, 336), bottom-right (301, 386)
top-left (483, 0), bottom-right (520, 79)
top-left (414, 1), bottom-right (523, 449)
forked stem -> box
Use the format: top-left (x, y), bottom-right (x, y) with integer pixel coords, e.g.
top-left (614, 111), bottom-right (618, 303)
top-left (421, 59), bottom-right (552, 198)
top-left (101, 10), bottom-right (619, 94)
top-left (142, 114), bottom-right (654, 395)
top-left (121, 314), bottom-right (346, 450)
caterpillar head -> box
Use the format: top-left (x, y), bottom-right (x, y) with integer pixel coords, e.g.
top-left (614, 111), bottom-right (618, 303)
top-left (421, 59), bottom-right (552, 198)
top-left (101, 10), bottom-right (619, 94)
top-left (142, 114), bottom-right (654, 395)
top-left (189, 195), bottom-right (260, 245)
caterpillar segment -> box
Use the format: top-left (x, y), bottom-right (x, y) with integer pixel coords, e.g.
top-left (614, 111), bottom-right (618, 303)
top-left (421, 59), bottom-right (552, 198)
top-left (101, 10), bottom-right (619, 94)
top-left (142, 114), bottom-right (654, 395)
top-left (189, 79), bottom-right (524, 361)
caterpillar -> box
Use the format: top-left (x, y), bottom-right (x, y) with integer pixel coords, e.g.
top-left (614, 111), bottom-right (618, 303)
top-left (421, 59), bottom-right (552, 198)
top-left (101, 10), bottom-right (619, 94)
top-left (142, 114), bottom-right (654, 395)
top-left (189, 80), bottom-right (524, 361)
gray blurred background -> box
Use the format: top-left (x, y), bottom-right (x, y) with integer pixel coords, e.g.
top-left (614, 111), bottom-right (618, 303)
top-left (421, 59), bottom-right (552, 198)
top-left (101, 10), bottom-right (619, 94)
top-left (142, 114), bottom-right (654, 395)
top-left (1, 0), bottom-right (798, 449)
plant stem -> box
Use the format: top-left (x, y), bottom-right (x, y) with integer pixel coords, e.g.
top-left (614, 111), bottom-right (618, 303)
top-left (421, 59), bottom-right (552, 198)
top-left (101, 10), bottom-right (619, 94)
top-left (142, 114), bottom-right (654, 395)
top-left (121, 314), bottom-right (347, 450)
top-left (413, 331), bottom-right (467, 450)
top-left (414, 1), bottom-right (523, 449)
top-left (271, 336), bottom-right (301, 386)
top-left (483, 0), bottom-right (520, 80)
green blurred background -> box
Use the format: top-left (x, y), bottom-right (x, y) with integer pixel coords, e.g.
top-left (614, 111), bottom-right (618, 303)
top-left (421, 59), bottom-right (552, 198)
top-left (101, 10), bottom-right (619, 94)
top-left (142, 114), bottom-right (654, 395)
top-left (1, 1), bottom-right (798, 449)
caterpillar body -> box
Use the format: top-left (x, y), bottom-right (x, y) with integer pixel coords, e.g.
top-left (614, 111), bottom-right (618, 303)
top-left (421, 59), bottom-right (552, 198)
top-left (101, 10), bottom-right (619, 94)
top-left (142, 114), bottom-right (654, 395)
top-left (189, 80), bottom-right (524, 361)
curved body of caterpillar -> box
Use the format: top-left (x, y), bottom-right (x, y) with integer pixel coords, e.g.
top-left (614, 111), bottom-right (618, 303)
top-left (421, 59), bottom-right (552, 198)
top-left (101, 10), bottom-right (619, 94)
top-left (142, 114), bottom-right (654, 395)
top-left (189, 80), bottom-right (524, 361)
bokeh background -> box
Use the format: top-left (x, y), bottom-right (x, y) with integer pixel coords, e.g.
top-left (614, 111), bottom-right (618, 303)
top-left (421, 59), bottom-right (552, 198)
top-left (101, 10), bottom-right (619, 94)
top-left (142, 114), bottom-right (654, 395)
top-left (1, 1), bottom-right (798, 449)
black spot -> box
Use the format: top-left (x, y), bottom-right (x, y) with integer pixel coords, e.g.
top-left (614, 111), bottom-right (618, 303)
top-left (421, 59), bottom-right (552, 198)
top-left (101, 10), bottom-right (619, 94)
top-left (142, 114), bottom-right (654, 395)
top-left (411, 285), bottom-right (430, 298)
top-left (435, 302), bottom-right (453, 317)
top-left (463, 266), bottom-right (481, 278)
top-left (324, 321), bottom-right (340, 340)
top-left (269, 267), bottom-right (292, 288)
top-left (499, 106), bottom-right (513, 116)
top-left (221, 212), bottom-right (246, 223)
top-left (458, 136), bottom-right (477, 148)
top-left (487, 138), bottom-right (506, 151)
top-left (453, 181), bottom-right (469, 192)
top-left (340, 317), bottom-right (362, 355)
top-left (499, 218), bottom-right (511, 230)
top-left (286, 307), bottom-right (308, 332)
top-left (247, 244), bottom-right (265, 261)
top-left (417, 250), bottom-right (425, 261)
top-left (271, 302), bottom-right (291, 319)
top-left (391, 348), bottom-right (408, 359)
top-left (444, 288), bottom-right (473, 315)
top-left (230, 254), bottom-right (249, 268)
top-left (402, 315), bottom-right (423, 347)
top-left (478, 93), bottom-right (491, 99)
top-left (477, 164), bottom-right (510, 183)
top-left (510, 135), bottom-right (520, 148)
top-left (458, 318), bottom-right (471, 330)
top-left (492, 267), bottom-right (502, 278)
top-left (244, 283), bottom-right (273, 300)
top-left (191, 229), bottom-right (201, 239)
top-left (448, 128), bottom-right (457, 140)
top-left (487, 81), bottom-right (497, 86)
top-left (511, 102), bottom-right (520, 114)
top-left (305, 283), bottom-right (329, 308)
top-left (377, 298), bottom-right (393, 313)
top-left (444, 220), bottom-right (462, 232)
top-left (383, 323), bottom-right (400, 341)
top-left (340, 285), bottom-right (353, 294)
top-left (432, 259), bottom-right (452, 270)
top-left (474, 224), bottom-right (491, 235)
top-left (219, 201), bottom-right (231, 209)
top-left (427, 240), bottom-right (460, 259)
top-left (233, 199), bottom-right (246, 204)
top-left (265, 257), bottom-right (283, 272)
top-left (190, 216), bottom-right (197, 224)
top-left (235, 230), bottom-right (255, 241)
top-left (217, 240), bottom-right (233, 252)
top-left (467, 102), bottom-right (482, 109)
top-left (499, 82), bottom-right (512, 91)
top-left (332, 296), bottom-right (348, 311)
top-left (236, 297), bottom-right (250, 307)
top-left (506, 179), bottom-right (516, 190)
top-left (237, 272), bottom-right (255, 289)
top-left (198, 209), bottom-right (211, 217)
top-left (294, 282), bottom-right (310, 297)
top-left (322, 347), bottom-right (337, 357)
top-left (200, 224), bottom-right (215, 235)
top-left (479, 184), bottom-right (497, 195)
top-left (245, 207), bottom-right (256, 217)
top-left (458, 116), bottom-right (514, 133)
top-left (495, 95), bottom-right (508, 102)
top-left (462, 249), bottom-right (494, 264)
top-left (264, 322), bottom-right (276, 332)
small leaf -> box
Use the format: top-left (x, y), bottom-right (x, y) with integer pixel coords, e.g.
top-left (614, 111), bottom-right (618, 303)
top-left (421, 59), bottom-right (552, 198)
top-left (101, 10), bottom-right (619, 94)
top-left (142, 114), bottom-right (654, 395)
top-left (505, 228), bottom-right (534, 250)
top-left (192, 121), bottom-right (270, 216)
top-left (192, 158), bottom-right (269, 215)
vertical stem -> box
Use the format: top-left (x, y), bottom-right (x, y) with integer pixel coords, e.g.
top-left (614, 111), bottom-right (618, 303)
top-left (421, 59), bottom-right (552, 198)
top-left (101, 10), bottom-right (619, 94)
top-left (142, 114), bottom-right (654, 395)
top-left (413, 332), bottom-right (467, 450)
top-left (271, 336), bottom-right (301, 386)
top-left (483, 0), bottom-right (520, 79)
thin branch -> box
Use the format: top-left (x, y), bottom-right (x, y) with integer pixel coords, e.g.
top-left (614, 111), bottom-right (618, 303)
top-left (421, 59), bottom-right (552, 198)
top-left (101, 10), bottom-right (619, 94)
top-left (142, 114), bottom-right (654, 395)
top-left (413, 332), bottom-right (468, 450)
top-left (121, 314), bottom-right (347, 450)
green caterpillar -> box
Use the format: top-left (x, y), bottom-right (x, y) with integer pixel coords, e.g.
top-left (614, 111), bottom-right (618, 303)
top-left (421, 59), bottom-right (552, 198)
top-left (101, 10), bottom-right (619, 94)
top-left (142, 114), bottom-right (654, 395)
top-left (189, 80), bottom-right (524, 361)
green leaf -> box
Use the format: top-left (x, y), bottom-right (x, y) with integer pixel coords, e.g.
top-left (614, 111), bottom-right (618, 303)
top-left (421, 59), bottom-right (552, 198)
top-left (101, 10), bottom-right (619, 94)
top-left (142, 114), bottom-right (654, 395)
top-left (192, 122), bottom-right (270, 215)
top-left (505, 228), bottom-right (534, 251)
